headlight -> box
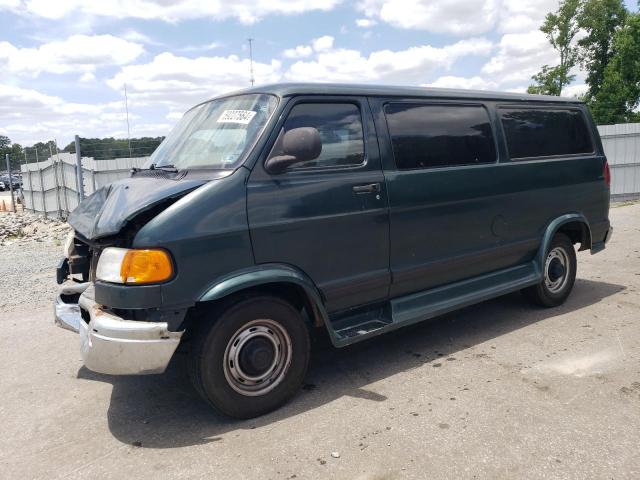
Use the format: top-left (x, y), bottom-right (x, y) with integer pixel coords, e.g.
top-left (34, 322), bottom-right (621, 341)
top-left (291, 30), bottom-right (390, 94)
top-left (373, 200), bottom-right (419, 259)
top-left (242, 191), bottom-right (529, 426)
top-left (96, 247), bottom-right (174, 284)
top-left (63, 231), bottom-right (75, 258)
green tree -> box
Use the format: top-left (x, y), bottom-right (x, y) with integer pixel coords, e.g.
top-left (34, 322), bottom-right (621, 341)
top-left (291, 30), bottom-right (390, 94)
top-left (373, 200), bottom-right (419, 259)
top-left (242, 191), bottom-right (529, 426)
top-left (63, 137), bottom-right (164, 159)
top-left (577, 0), bottom-right (627, 100)
top-left (591, 11), bottom-right (640, 124)
top-left (528, 0), bottom-right (581, 95)
top-left (0, 136), bottom-right (24, 171)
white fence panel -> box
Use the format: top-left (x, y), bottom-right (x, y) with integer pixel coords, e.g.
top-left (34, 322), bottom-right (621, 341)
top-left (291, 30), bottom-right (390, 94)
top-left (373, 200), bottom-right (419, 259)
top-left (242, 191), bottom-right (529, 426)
top-left (20, 154), bottom-right (150, 218)
top-left (598, 123), bottom-right (640, 200)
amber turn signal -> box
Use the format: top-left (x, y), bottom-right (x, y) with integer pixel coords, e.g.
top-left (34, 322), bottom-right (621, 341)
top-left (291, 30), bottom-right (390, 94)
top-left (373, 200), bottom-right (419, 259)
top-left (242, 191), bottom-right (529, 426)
top-left (120, 249), bottom-right (173, 284)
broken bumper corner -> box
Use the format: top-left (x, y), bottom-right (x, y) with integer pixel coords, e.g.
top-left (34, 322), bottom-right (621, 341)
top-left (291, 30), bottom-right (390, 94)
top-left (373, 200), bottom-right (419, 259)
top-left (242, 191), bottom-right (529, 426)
top-left (54, 281), bottom-right (183, 375)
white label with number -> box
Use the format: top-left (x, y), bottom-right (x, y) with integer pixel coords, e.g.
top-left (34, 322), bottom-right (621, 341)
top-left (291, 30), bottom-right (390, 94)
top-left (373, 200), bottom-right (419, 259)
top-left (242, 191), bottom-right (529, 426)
top-left (217, 110), bottom-right (257, 124)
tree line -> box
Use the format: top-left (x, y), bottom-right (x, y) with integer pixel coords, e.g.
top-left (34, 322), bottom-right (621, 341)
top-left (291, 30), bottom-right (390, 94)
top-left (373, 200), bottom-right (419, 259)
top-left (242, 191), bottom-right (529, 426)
top-left (0, 136), bottom-right (164, 172)
top-left (528, 0), bottom-right (640, 124)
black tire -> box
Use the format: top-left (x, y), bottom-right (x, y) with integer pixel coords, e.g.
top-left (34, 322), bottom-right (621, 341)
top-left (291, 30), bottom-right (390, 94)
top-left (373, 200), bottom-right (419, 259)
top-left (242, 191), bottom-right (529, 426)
top-left (523, 232), bottom-right (577, 307)
top-left (188, 295), bottom-right (310, 419)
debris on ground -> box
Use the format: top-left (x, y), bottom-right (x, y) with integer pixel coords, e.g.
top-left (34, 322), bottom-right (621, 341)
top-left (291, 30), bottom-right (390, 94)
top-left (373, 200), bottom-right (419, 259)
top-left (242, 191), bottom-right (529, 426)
top-left (0, 212), bottom-right (71, 245)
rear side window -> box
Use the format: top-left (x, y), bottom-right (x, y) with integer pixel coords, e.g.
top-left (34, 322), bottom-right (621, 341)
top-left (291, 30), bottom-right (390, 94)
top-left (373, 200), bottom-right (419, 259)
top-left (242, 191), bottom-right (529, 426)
top-left (269, 102), bottom-right (365, 169)
top-left (499, 108), bottom-right (593, 159)
top-left (384, 103), bottom-right (497, 170)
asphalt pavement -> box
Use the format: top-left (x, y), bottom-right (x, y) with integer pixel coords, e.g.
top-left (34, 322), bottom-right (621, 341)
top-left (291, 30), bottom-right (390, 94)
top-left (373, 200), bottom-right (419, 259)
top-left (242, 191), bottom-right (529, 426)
top-left (1, 202), bottom-right (639, 479)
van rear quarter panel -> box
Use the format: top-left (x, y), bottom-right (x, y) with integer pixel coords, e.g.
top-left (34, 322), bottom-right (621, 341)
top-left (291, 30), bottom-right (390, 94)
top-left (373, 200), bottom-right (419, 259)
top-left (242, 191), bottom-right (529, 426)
top-left (371, 97), bottom-right (609, 297)
top-left (492, 104), bottom-right (610, 248)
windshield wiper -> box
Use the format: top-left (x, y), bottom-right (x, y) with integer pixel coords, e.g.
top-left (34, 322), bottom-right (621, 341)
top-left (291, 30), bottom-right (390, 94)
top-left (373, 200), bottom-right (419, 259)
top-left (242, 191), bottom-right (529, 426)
top-left (152, 163), bottom-right (179, 172)
top-left (131, 163), bottom-right (179, 174)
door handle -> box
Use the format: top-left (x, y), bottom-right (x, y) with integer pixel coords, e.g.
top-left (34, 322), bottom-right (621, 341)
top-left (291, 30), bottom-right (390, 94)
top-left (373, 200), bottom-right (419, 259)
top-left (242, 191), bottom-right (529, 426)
top-left (352, 183), bottom-right (380, 194)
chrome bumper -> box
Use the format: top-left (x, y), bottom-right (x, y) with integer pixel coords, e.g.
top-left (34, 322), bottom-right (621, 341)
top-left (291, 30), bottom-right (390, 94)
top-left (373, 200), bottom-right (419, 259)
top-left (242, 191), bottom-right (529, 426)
top-left (54, 282), bottom-right (183, 375)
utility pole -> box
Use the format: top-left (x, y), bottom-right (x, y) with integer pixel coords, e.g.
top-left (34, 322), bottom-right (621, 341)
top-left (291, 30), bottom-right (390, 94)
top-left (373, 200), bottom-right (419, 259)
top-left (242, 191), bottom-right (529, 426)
top-left (5, 153), bottom-right (16, 213)
top-left (124, 83), bottom-right (132, 157)
top-left (74, 135), bottom-right (85, 201)
top-left (248, 38), bottom-right (255, 87)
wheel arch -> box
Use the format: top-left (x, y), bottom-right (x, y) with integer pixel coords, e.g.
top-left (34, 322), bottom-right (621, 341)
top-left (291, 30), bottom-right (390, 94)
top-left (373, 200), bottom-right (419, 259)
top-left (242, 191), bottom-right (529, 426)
top-left (195, 264), bottom-right (335, 340)
top-left (536, 213), bottom-right (592, 273)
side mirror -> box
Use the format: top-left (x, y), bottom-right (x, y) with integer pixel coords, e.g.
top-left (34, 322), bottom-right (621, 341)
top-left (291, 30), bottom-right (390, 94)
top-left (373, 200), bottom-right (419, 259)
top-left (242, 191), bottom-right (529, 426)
top-left (265, 127), bottom-right (322, 174)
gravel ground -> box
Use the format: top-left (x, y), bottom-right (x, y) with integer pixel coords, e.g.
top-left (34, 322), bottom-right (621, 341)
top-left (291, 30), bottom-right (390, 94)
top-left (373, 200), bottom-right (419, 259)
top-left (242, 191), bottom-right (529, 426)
top-left (0, 222), bottom-right (66, 311)
top-left (0, 202), bottom-right (639, 479)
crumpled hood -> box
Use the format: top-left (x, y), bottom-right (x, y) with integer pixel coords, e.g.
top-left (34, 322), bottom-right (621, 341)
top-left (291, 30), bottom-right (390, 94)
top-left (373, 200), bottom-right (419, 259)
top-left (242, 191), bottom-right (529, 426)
top-left (68, 174), bottom-right (209, 240)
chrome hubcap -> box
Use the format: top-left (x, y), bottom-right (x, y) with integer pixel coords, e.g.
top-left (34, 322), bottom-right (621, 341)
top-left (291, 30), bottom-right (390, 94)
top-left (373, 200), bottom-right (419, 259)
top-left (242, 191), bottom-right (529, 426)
top-left (223, 319), bottom-right (292, 396)
top-left (545, 247), bottom-right (570, 294)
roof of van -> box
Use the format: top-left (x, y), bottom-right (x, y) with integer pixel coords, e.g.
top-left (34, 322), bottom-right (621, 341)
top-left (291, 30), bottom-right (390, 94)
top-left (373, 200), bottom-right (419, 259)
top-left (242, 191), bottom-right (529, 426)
top-left (214, 82), bottom-right (583, 104)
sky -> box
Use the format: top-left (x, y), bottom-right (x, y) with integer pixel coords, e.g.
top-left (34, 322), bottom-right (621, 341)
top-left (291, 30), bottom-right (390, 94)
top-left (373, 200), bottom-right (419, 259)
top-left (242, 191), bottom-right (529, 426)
top-left (0, 0), bottom-right (637, 148)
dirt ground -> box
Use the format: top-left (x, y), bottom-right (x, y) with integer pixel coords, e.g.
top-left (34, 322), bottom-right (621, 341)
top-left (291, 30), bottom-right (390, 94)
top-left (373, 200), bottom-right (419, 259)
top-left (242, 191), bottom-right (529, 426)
top-left (1, 203), bottom-right (639, 480)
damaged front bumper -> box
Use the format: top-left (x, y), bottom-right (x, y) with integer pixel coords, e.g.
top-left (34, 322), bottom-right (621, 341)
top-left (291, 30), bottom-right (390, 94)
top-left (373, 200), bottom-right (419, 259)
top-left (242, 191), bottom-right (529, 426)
top-left (54, 281), bottom-right (183, 375)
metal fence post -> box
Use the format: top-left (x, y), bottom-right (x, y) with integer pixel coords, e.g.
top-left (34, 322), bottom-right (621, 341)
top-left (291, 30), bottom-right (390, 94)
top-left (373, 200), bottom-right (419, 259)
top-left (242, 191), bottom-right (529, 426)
top-left (5, 153), bottom-right (16, 213)
top-left (39, 161), bottom-right (47, 218)
top-left (74, 135), bottom-right (85, 201)
top-left (24, 150), bottom-right (34, 212)
top-left (50, 144), bottom-right (62, 218)
top-left (55, 140), bottom-right (70, 216)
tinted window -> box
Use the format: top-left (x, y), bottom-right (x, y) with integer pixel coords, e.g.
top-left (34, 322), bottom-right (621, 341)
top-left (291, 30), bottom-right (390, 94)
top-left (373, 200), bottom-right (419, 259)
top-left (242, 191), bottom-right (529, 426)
top-left (269, 103), bottom-right (365, 169)
top-left (500, 108), bottom-right (593, 159)
top-left (385, 104), bottom-right (496, 170)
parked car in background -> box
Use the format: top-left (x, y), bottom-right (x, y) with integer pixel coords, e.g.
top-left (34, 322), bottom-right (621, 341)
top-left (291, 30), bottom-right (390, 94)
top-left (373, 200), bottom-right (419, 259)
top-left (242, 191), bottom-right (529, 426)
top-left (0, 180), bottom-right (6, 191)
top-left (54, 83), bottom-right (612, 419)
top-left (0, 174), bottom-right (20, 190)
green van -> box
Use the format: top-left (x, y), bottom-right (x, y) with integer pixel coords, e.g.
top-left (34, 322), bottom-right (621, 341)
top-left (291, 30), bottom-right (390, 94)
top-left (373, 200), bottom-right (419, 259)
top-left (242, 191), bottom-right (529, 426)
top-left (54, 83), bottom-right (613, 418)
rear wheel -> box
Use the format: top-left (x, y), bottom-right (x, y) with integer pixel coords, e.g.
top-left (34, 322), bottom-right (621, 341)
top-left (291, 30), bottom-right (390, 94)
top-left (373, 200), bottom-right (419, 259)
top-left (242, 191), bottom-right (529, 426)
top-left (523, 233), bottom-right (577, 307)
top-left (189, 296), bottom-right (310, 419)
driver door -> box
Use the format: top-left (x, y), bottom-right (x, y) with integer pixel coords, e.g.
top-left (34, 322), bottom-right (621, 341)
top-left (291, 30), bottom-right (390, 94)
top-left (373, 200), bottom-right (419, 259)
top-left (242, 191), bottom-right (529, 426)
top-left (247, 97), bottom-right (390, 313)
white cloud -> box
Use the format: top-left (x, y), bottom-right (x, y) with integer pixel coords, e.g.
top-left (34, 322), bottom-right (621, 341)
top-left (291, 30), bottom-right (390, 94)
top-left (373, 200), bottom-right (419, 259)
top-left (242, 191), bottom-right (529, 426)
top-left (357, 0), bottom-right (563, 36)
top-left (355, 18), bottom-right (376, 28)
top-left (0, 83), bottom-right (137, 146)
top-left (180, 42), bottom-right (222, 53)
top-left (481, 30), bottom-right (557, 85)
top-left (499, 0), bottom-right (559, 33)
top-left (107, 52), bottom-right (282, 111)
top-left (283, 36), bottom-right (334, 59)
top-left (283, 45), bottom-right (313, 59)
top-left (562, 83), bottom-right (587, 98)
top-left (1, 0), bottom-right (343, 24)
top-left (312, 35), bottom-right (334, 52)
top-left (0, 34), bottom-right (144, 77)
top-left (79, 72), bottom-right (96, 82)
top-left (357, 0), bottom-right (500, 35)
top-left (425, 76), bottom-right (497, 90)
top-left (285, 38), bottom-right (493, 84)
top-left (120, 30), bottom-right (164, 46)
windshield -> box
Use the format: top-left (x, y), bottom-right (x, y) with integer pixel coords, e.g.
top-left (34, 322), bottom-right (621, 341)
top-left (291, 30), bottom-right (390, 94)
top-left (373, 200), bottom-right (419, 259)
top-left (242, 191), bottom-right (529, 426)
top-left (148, 93), bottom-right (278, 169)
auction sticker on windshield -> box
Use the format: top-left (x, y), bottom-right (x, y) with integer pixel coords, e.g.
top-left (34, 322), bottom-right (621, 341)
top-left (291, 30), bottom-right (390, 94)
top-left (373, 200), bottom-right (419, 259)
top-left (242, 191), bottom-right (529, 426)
top-left (217, 110), bottom-right (257, 125)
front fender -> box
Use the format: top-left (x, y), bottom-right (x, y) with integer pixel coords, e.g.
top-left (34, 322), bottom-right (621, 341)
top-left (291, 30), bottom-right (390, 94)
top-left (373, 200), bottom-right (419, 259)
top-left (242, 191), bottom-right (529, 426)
top-left (198, 264), bottom-right (338, 344)
top-left (535, 213), bottom-right (591, 274)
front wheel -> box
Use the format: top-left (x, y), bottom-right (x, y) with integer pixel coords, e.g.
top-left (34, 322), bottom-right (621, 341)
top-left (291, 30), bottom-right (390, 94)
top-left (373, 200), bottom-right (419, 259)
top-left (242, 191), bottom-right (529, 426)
top-left (189, 296), bottom-right (310, 419)
top-left (523, 233), bottom-right (577, 307)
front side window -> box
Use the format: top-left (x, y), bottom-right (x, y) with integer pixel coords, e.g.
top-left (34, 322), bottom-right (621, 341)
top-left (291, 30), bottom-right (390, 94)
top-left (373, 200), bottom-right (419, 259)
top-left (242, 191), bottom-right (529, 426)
top-left (499, 108), bottom-right (593, 159)
top-left (268, 103), bottom-right (365, 169)
top-left (149, 94), bottom-right (278, 169)
top-left (385, 103), bottom-right (497, 170)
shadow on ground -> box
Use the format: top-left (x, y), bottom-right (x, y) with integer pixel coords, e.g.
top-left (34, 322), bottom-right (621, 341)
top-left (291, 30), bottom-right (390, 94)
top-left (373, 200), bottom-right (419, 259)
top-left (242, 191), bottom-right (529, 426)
top-left (77, 278), bottom-right (624, 449)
